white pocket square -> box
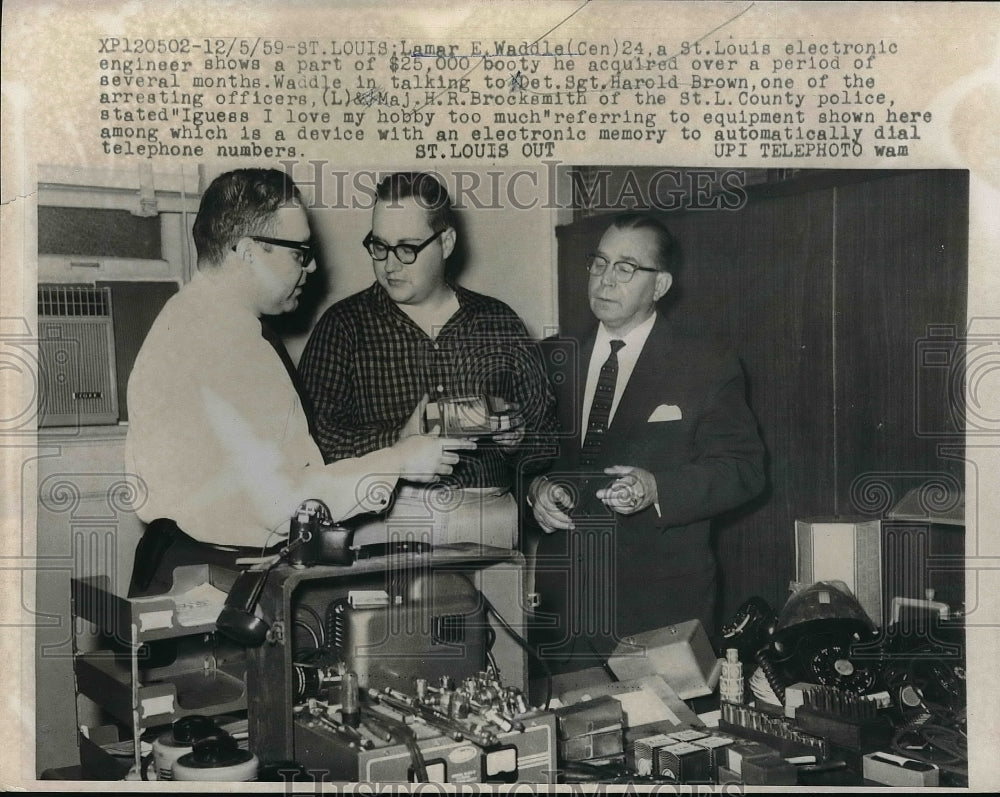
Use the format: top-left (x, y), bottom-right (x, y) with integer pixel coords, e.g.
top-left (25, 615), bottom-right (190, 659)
top-left (648, 404), bottom-right (682, 422)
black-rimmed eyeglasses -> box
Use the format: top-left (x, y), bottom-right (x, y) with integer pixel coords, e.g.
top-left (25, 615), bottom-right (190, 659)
top-left (586, 254), bottom-right (660, 283)
top-left (237, 236), bottom-right (315, 268)
top-left (363, 229), bottom-right (444, 264)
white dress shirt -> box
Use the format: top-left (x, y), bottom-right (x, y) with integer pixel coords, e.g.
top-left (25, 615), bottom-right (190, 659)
top-left (580, 313), bottom-right (658, 444)
top-left (125, 271), bottom-right (398, 547)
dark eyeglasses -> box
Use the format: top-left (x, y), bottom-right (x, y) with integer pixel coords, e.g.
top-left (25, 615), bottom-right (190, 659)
top-left (239, 236), bottom-right (315, 268)
top-left (363, 229), bottom-right (444, 265)
top-left (586, 254), bottom-right (660, 283)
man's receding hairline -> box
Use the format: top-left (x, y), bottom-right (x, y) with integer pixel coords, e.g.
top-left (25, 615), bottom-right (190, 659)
top-left (606, 219), bottom-right (671, 273)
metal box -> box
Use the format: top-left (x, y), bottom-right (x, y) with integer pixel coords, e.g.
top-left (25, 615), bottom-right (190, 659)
top-left (246, 545), bottom-right (529, 767)
top-left (606, 620), bottom-right (722, 699)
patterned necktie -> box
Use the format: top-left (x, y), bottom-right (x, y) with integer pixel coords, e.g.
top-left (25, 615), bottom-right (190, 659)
top-left (581, 339), bottom-right (625, 466)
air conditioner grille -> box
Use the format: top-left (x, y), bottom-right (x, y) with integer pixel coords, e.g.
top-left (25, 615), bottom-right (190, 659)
top-left (38, 284), bottom-right (112, 317)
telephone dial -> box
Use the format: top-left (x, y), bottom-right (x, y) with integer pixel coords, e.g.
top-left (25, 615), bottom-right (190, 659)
top-left (720, 591), bottom-right (883, 703)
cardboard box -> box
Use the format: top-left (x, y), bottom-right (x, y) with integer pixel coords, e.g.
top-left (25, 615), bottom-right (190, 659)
top-left (863, 752), bottom-right (939, 787)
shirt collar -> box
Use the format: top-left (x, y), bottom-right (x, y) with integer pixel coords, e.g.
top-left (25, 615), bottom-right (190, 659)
top-left (595, 311), bottom-right (657, 354)
top-left (372, 281), bottom-right (485, 324)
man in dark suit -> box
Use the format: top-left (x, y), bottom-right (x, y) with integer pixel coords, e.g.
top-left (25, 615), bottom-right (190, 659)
top-left (528, 213), bottom-right (766, 672)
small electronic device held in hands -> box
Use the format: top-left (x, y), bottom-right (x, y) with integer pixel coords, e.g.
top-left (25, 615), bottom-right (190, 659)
top-left (424, 395), bottom-right (520, 438)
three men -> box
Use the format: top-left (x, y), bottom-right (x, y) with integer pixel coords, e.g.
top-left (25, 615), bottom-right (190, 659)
top-left (528, 213), bottom-right (766, 670)
top-left (125, 169), bottom-right (472, 596)
top-left (299, 172), bottom-right (556, 550)
top-left (127, 166), bottom-right (761, 659)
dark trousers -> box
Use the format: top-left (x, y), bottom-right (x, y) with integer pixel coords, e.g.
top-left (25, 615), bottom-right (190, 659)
top-left (127, 518), bottom-right (267, 598)
top-left (530, 522), bottom-right (718, 676)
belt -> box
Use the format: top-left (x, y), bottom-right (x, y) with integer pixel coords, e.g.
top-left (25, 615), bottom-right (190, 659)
top-left (201, 541), bottom-right (270, 554)
top-left (145, 519), bottom-right (278, 556)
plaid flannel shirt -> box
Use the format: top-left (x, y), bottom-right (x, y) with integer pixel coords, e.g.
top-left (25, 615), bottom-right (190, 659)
top-left (299, 282), bottom-right (558, 489)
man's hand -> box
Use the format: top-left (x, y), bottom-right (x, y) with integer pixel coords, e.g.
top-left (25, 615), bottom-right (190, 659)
top-left (596, 465), bottom-right (658, 515)
top-left (492, 404), bottom-right (525, 448)
top-left (393, 434), bottom-right (476, 482)
top-left (399, 394), bottom-right (431, 439)
top-left (528, 475), bottom-right (575, 533)
top-left (492, 419), bottom-right (526, 448)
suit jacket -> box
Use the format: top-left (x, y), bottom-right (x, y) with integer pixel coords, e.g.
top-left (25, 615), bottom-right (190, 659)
top-left (533, 314), bottom-right (765, 658)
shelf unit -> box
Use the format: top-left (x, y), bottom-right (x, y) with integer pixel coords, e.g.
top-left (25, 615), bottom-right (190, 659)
top-left (70, 564), bottom-right (248, 778)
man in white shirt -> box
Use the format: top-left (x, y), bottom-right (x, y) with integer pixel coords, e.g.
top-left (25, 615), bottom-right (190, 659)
top-left (126, 168), bottom-right (473, 596)
top-left (528, 213), bottom-right (765, 670)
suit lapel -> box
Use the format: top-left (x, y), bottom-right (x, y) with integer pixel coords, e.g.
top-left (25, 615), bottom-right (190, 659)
top-left (608, 314), bottom-right (672, 442)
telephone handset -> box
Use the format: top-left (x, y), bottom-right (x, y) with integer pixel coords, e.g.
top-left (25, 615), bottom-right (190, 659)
top-left (720, 596), bottom-right (790, 702)
top-left (720, 596), bottom-right (777, 662)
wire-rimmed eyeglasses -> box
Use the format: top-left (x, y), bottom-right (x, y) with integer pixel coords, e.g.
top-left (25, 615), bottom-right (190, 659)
top-left (586, 254), bottom-right (660, 282)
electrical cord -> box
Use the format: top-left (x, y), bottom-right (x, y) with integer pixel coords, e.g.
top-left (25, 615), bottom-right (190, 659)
top-left (480, 594), bottom-right (552, 711)
top-left (366, 709), bottom-right (428, 783)
top-left (585, 637), bottom-right (620, 684)
top-left (753, 647), bottom-right (787, 704)
top-left (293, 619), bottom-right (320, 651)
top-left (399, 727), bottom-right (428, 783)
top-left (921, 725), bottom-right (967, 761)
top-left (259, 528), bottom-right (287, 557)
top-left (892, 722), bottom-right (966, 766)
top-left (484, 626), bottom-right (500, 678)
top-left (486, 650), bottom-right (501, 680)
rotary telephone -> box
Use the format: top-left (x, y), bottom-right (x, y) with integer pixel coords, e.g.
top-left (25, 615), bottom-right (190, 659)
top-left (720, 595), bottom-right (881, 702)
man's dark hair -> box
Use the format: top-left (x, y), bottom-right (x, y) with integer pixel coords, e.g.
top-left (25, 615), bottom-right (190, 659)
top-left (375, 171), bottom-right (457, 233)
top-left (192, 169), bottom-right (302, 267)
top-left (608, 212), bottom-right (679, 273)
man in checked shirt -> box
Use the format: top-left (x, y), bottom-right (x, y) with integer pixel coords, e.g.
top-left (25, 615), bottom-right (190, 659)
top-left (298, 171), bottom-right (557, 551)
